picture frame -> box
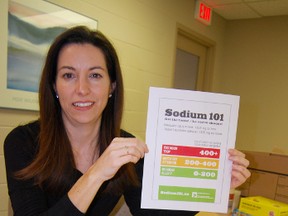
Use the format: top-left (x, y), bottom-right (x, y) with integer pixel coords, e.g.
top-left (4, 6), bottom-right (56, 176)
top-left (0, 0), bottom-right (98, 111)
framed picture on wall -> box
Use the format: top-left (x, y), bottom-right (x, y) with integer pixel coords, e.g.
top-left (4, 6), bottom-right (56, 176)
top-left (0, 0), bottom-right (97, 111)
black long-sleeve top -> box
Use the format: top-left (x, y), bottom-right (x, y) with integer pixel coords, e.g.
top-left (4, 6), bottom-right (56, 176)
top-left (4, 120), bottom-right (198, 216)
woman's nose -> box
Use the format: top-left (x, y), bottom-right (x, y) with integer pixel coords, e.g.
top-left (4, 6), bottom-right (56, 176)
top-left (76, 77), bottom-right (90, 95)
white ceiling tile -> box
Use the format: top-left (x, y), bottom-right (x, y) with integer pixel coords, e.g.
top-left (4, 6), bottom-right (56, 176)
top-left (213, 3), bottom-right (261, 19)
top-left (243, 0), bottom-right (267, 2)
top-left (248, 0), bottom-right (288, 16)
top-left (203, 0), bottom-right (242, 7)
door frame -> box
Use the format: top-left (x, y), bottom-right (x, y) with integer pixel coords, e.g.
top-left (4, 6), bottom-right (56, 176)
top-left (174, 23), bottom-right (216, 91)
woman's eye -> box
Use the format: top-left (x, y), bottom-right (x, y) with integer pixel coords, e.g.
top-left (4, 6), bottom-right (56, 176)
top-left (63, 73), bottom-right (74, 79)
top-left (90, 73), bottom-right (102, 79)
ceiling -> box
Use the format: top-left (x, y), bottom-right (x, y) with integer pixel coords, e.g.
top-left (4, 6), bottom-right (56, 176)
top-left (202, 0), bottom-right (288, 20)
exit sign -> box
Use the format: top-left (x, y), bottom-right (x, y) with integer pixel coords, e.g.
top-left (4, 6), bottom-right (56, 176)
top-left (195, 0), bottom-right (212, 25)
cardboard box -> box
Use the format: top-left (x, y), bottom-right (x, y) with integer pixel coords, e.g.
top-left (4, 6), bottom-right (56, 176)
top-left (239, 196), bottom-right (288, 216)
top-left (243, 151), bottom-right (288, 175)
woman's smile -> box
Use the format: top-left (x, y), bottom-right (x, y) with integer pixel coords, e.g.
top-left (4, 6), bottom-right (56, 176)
top-left (73, 101), bottom-right (95, 108)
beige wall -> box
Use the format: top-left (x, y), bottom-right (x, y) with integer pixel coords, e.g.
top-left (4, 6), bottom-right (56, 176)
top-left (215, 16), bottom-right (288, 153)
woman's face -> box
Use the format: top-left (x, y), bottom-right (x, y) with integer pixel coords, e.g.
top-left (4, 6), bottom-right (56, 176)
top-left (55, 43), bottom-right (114, 127)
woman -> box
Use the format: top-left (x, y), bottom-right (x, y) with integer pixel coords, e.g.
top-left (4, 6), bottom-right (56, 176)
top-left (4, 26), bottom-right (250, 215)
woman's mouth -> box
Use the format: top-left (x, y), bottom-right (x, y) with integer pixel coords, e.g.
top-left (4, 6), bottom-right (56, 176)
top-left (73, 102), bottom-right (94, 107)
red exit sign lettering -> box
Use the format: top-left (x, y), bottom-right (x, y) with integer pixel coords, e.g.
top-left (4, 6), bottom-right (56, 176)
top-left (195, 0), bottom-right (212, 25)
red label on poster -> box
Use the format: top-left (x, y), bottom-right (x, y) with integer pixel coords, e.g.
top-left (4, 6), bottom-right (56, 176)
top-left (162, 144), bottom-right (220, 159)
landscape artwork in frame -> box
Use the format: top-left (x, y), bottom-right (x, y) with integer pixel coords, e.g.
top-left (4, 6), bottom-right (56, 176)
top-left (0, 0), bottom-right (97, 111)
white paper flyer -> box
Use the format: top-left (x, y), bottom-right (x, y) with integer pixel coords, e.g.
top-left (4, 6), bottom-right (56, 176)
top-left (141, 87), bottom-right (240, 213)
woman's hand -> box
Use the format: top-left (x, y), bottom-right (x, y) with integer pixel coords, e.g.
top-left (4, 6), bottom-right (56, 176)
top-left (91, 137), bottom-right (149, 182)
top-left (228, 149), bottom-right (251, 189)
top-left (68, 138), bottom-right (148, 213)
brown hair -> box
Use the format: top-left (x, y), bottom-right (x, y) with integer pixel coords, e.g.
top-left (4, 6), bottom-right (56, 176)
top-left (16, 26), bottom-right (138, 194)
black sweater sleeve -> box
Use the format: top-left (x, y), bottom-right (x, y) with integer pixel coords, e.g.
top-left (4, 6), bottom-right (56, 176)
top-left (4, 122), bottom-right (83, 216)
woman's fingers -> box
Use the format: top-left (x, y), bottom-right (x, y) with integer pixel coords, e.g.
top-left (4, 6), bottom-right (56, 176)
top-left (232, 163), bottom-right (251, 179)
top-left (112, 137), bottom-right (149, 159)
top-left (231, 164), bottom-right (251, 188)
top-left (92, 137), bottom-right (148, 181)
top-left (228, 149), bottom-right (249, 167)
top-left (228, 149), bottom-right (251, 189)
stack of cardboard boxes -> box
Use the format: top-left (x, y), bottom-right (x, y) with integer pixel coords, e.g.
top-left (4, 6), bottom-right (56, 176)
top-left (236, 151), bottom-right (288, 215)
top-left (238, 151), bottom-right (288, 203)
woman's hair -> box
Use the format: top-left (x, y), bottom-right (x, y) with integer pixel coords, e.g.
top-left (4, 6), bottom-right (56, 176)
top-left (17, 26), bottom-right (138, 194)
